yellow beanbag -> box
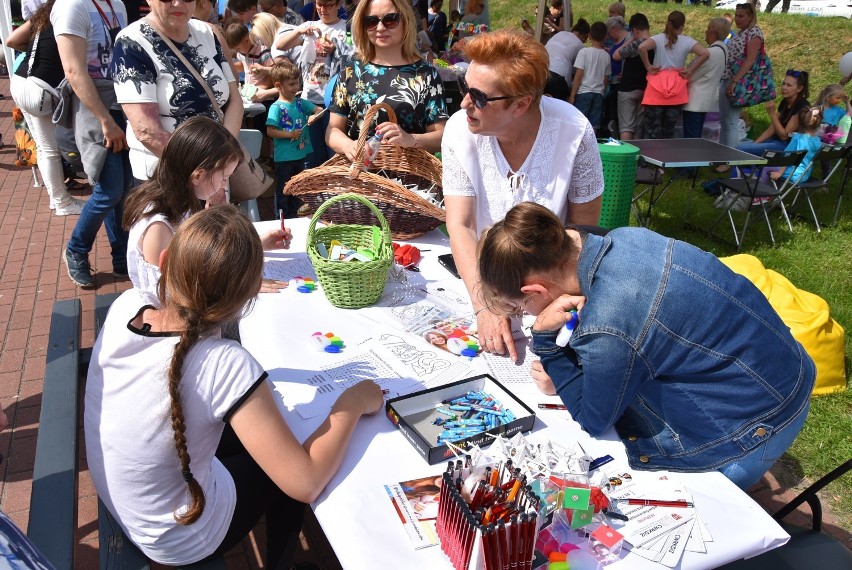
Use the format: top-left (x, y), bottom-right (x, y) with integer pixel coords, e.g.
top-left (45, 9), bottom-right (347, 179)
top-left (720, 254), bottom-right (847, 396)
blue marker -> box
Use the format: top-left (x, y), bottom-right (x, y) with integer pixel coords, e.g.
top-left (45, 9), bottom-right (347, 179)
top-left (555, 309), bottom-right (579, 347)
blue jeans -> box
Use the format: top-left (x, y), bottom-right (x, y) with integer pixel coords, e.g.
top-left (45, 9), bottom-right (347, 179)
top-left (682, 110), bottom-right (706, 139)
top-left (304, 106), bottom-right (334, 169)
top-left (67, 117), bottom-right (132, 267)
top-left (735, 137), bottom-right (788, 158)
top-left (274, 159), bottom-right (304, 217)
top-left (719, 393), bottom-right (811, 489)
top-left (574, 92), bottom-right (604, 129)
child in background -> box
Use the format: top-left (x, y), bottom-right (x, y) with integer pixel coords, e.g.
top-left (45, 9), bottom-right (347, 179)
top-left (814, 84), bottom-right (851, 144)
top-left (123, 117), bottom-right (290, 307)
top-left (570, 21), bottom-right (611, 131)
top-left (266, 62), bottom-right (324, 217)
top-left (769, 107), bottom-right (824, 184)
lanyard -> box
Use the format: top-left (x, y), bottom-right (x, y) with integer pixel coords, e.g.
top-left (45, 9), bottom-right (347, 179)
top-left (91, 0), bottom-right (119, 32)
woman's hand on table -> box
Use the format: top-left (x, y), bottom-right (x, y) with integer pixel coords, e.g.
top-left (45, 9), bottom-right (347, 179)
top-left (260, 228), bottom-right (293, 250)
top-left (530, 360), bottom-right (557, 396)
top-left (532, 294), bottom-right (586, 333)
top-left (376, 122), bottom-right (418, 148)
top-left (336, 380), bottom-right (384, 416)
top-left (477, 310), bottom-right (518, 362)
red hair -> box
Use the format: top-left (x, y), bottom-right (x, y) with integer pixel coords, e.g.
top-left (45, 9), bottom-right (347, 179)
top-left (463, 29), bottom-right (550, 105)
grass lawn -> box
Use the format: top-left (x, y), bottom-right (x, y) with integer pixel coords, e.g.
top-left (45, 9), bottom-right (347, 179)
top-left (486, 0), bottom-right (852, 529)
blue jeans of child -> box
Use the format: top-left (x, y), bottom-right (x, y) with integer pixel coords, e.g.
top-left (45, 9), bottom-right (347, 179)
top-left (574, 92), bottom-right (604, 129)
top-left (67, 114), bottom-right (132, 269)
top-left (274, 159), bottom-right (305, 217)
top-left (304, 107), bottom-right (334, 169)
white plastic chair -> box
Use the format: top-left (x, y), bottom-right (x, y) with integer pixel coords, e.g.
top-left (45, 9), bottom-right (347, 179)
top-left (237, 129), bottom-right (263, 222)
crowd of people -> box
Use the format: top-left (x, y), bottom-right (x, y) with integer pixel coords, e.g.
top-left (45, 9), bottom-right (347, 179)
top-left (4, 0), bottom-right (850, 567)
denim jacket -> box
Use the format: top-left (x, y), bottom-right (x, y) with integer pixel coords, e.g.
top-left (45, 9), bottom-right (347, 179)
top-left (532, 228), bottom-right (815, 472)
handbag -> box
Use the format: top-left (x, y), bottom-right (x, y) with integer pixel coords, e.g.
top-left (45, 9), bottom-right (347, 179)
top-left (17, 32), bottom-right (60, 117)
top-left (144, 17), bottom-right (274, 201)
top-left (728, 40), bottom-right (776, 108)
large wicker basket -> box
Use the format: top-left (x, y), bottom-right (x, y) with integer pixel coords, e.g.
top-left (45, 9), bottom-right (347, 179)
top-left (307, 193), bottom-right (394, 309)
top-left (285, 103), bottom-right (445, 240)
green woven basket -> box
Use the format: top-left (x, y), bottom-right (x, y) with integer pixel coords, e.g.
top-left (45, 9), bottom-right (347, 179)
top-left (307, 193), bottom-right (394, 309)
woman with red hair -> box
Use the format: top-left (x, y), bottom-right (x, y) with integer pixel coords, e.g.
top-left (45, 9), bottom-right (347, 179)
top-left (442, 28), bottom-right (604, 364)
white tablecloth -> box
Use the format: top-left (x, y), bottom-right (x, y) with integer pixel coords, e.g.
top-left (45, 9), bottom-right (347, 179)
top-left (240, 218), bottom-right (789, 570)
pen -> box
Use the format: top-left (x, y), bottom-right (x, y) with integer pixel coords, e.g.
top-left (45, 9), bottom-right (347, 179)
top-left (537, 403), bottom-right (567, 410)
top-left (280, 209), bottom-right (286, 232)
top-left (613, 498), bottom-right (694, 508)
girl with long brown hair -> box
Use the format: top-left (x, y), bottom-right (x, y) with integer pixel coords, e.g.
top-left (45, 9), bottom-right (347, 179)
top-left (86, 206), bottom-right (383, 567)
top-left (123, 116), bottom-right (289, 307)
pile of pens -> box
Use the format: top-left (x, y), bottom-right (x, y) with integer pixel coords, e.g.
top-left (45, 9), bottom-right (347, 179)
top-left (433, 392), bottom-right (516, 445)
top-left (436, 459), bottom-right (540, 570)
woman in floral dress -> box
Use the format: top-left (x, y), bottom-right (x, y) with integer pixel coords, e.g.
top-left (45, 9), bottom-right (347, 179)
top-left (326, 0), bottom-right (448, 160)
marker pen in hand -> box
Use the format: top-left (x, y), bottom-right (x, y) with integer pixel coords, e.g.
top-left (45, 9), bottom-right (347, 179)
top-left (555, 309), bottom-right (579, 347)
top-left (280, 209), bottom-right (287, 233)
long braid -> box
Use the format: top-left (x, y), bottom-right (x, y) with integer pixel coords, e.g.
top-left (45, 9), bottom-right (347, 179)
top-left (167, 310), bottom-right (206, 525)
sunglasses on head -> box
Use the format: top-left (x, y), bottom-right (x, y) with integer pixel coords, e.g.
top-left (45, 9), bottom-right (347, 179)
top-left (158, 0), bottom-right (196, 3)
top-left (786, 69), bottom-right (804, 78)
top-left (364, 12), bottom-right (401, 30)
top-left (459, 77), bottom-right (514, 109)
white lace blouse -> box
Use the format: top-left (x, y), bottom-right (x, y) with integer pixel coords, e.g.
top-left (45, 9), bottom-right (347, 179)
top-left (127, 212), bottom-right (182, 307)
top-left (441, 97), bottom-right (604, 236)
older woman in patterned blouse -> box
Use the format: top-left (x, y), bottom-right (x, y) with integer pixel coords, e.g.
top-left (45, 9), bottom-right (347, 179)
top-left (326, 0), bottom-right (448, 160)
top-left (111, 0), bottom-right (242, 181)
top-left (442, 29), bottom-right (604, 363)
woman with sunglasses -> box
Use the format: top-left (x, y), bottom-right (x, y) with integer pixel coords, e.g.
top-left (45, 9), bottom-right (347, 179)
top-left (478, 201), bottom-right (814, 489)
top-left (442, 29), bottom-right (604, 364)
top-left (717, 2), bottom-right (767, 165)
top-left (111, 0), bottom-right (242, 182)
top-left (326, 0), bottom-right (448, 159)
top-left (734, 69), bottom-right (810, 159)
top-left (275, 0), bottom-right (353, 167)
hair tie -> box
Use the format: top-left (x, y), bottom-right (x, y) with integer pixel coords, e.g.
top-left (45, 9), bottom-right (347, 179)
top-left (182, 468), bottom-right (193, 483)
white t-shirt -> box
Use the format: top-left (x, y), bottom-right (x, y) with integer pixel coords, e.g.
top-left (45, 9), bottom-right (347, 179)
top-left (574, 47), bottom-right (611, 95)
top-left (442, 97), bottom-right (605, 236)
top-left (650, 33), bottom-right (698, 70)
top-left (50, 0), bottom-right (128, 81)
top-left (111, 19), bottom-right (235, 179)
top-left (685, 42), bottom-right (727, 113)
top-left (127, 212), bottom-right (185, 307)
top-left (546, 32), bottom-right (584, 80)
top-left (84, 289), bottom-right (267, 565)
top-left (297, 19), bottom-right (348, 104)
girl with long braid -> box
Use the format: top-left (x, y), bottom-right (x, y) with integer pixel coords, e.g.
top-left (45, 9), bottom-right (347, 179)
top-left (85, 206), bottom-right (383, 567)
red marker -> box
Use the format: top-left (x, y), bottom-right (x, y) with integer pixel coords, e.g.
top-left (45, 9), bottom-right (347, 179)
top-left (614, 498), bottom-right (694, 508)
top-left (280, 209), bottom-right (287, 232)
top-left (538, 403), bottom-right (567, 410)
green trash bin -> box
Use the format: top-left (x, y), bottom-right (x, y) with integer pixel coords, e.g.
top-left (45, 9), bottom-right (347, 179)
top-left (597, 140), bottom-right (640, 229)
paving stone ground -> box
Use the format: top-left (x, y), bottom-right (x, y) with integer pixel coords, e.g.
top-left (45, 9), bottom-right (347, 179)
top-left (0, 75), bottom-right (847, 568)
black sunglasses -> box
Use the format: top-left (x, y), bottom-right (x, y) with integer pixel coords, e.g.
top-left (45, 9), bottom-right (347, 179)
top-left (786, 69), bottom-right (804, 78)
top-left (459, 77), bottom-right (514, 109)
top-left (364, 12), bottom-right (401, 30)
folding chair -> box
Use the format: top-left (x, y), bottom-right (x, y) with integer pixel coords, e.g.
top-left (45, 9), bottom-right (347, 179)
top-left (832, 143), bottom-right (852, 226)
top-left (237, 129), bottom-right (263, 222)
top-left (709, 149), bottom-right (807, 250)
top-left (783, 144), bottom-right (852, 232)
top-left (718, 459), bottom-right (852, 569)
